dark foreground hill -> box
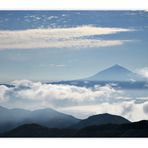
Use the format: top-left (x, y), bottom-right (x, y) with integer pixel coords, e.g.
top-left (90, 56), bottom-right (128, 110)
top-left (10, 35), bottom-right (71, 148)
top-left (76, 120), bottom-right (148, 137)
top-left (1, 120), bottom-right (148, 137)
top-left (1, 124), bottom-right (76, 137)
top-left (73, 113), bottom-right (130, 129)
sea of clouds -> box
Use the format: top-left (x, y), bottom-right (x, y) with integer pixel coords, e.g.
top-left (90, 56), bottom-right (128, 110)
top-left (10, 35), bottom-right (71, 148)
top-left (0, 79), bottom-right (148, 121)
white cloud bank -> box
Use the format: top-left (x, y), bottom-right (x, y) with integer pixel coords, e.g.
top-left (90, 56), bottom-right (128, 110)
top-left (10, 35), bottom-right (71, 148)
top-left (0, 26), bottom-right (132, 50)
top-left (11, 80), bottom-right (118, 103)
top-left (1, 80), bottom-right (148, 121)
top-left (60, 101), bottom-right (148, 121)
top-left (137, 67), bottom-right (148, 78)
top-left (0, 85), bottom-right (10, 103)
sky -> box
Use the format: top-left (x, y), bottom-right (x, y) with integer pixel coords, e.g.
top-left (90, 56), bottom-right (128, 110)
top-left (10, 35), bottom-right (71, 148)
top-left (0, 11), bottom-right (148, 121)
top-left (0, 11), bottom-right (148, 82)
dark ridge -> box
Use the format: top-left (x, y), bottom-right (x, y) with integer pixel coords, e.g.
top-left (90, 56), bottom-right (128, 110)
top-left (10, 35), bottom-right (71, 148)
top-left (1, 120), bottom-right (148, 137)
top-left (75, 120), bottom-right (148, 137)
top-left (73, 113), bottom-right (130, 129)
top-left (1, 123), bottom-right (77, 137)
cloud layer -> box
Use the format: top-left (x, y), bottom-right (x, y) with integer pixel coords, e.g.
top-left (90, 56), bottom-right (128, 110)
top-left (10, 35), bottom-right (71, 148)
top-left (137, 67), bottom-right (148, 78)
top-left (0, 26), bottom-right (132, 50)
top-left (9, 80), bottom-right (119, 104)
top-left (1, 80), bottom-right (148, 121)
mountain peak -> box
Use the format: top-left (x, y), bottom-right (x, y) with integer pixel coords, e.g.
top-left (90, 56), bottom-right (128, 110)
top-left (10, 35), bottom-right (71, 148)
top-left (87, 113), bottom-right (129, 121)
top-left (113, 64), bottom-right (122, 67)
top-left (106, 64), bottom-right (130, 71)
top-left (0, 106), bottom-right (8, 111)
top-left (104, 64), bottom-right (133, 74)
top-left (86, 64), bottom-right (139, 81)
top-left (112, 64), bottom-right (126, 69)
top-left (74, 113), bottom-right (130, 129)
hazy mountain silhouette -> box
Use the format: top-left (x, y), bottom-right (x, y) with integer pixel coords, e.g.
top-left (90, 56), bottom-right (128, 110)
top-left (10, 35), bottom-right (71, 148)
top-left (27, 108), bottom-right (80, 128)
top-left (0, 106), bottom-right (80, 133)
top-left (49, 64), bottom-right (147, 89)
top-left (85, 64), bottom-right (143, 81)
top-left (73, 113), bottom-right (130, 129)
top-left (1, 106), bottom-right (148, 137)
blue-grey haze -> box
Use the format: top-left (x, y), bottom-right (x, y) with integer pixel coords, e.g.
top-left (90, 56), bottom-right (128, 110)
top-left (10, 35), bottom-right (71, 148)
top-left (0, 11), bottom-right (148, 82)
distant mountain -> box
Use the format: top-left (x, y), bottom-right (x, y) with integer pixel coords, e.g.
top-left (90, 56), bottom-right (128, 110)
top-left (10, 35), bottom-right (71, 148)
top-left (0, 106), bottom-right (80, 133)
top-left (2, 120), bottom-right (148, 137)
top-left (85, 64), bottom-right (143, 81)
top-left (27, 108), bottom-right (80, 128)
top-left (0, 106), bottom-right (31, 133)
top-left (74, 113), bottom-right (130, 129)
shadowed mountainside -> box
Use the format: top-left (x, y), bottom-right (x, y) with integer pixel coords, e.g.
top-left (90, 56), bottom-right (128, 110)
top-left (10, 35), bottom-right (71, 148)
top-left (1, 124), bottom-right (76, 137)
top-left (1, 120), bottom-right (148, 137)
top-left (73, 113), bottom-right (130, 129)
top-left (75, 120), bottom-right (148, 137)
top-left (1, 106), bottom-right (148, 137)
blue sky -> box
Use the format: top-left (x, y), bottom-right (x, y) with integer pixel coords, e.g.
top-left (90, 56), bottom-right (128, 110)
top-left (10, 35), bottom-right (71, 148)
top-left (0, 11), bottom-right (148, 82)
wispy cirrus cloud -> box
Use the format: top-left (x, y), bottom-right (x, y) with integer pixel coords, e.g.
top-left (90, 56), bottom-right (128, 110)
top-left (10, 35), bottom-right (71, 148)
top-left (0, 26), bottom-right (133, 50)
top-left (39, 64), bottom-right (66, 68)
